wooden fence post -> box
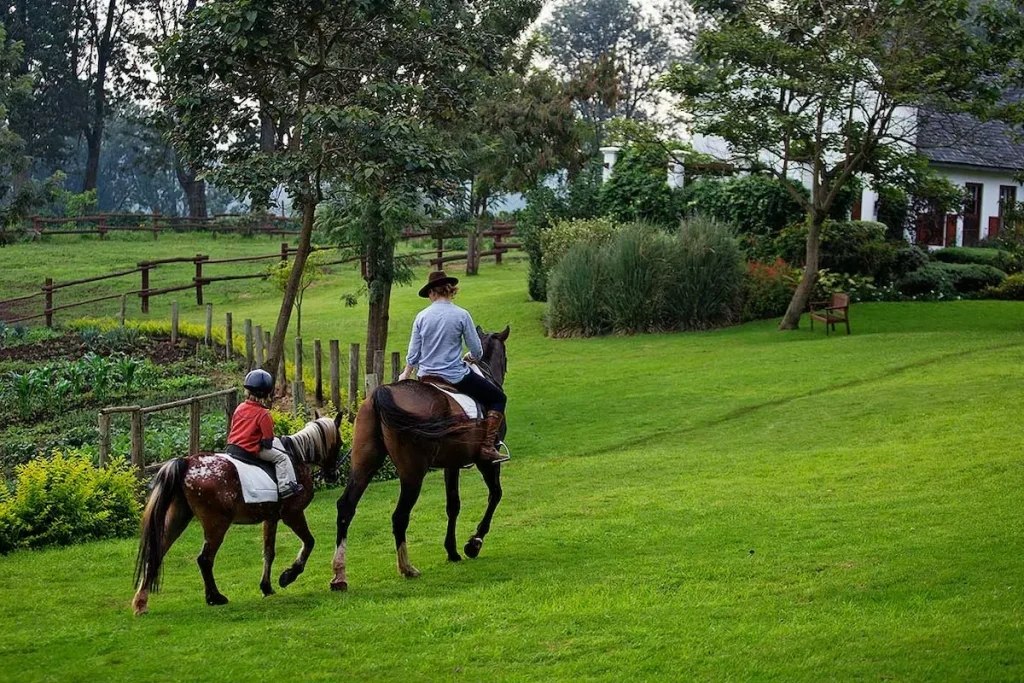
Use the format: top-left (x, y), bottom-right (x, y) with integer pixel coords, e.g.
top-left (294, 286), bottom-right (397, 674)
top-left (98, 215), bottom-right (107, 240)
top-left (130, 408), bottom-right (145, 475)
top-left (98, 412), bottom-right (111, 468)
top-left (313, 339), bottom-right (323, 405)
top-left (205, 304), bottom-right (213, 346)
top-left (467, 231), bottom-right (479, 275)
top-left (119, 294), bottom-right (127, 327)
top-left (277, 335), bottom-right (287, 394)
top-left (224, 389), bottom-right (238, 433)
top-left (225, 312), bottom-right (233, 359)
top-left (373, 349), bottom-right (384, 384)
top-left (140, 264), bottom-right (151, 314)
top-left (152, 209), bottom-right (159, 240)
top-left (495, 231), bottom-right (504, 265)
top-left (244, 319), bottom-right (254, 370)
top-left (292, 337), bottom-right (304, 411)
top-left (436, 237), bottom-right (444, 271)
top-left (329, 340), bottom-right (341, 410)
top-left (281, 242), bottom-right (289, 262)
top-left (171, 301), bottom-right (179, 344)
top-left (189, 399), bottom-right (201, 455)
top-left (44, 277), bottom-right (53, 327)
top-left (365, 373), bottom-right (378, 398)
top-left (391, 351), bottom-right (400, 384)
top-left (195, 254), bottom-right (205, 305)
top-left (254, 325), bottom-right (264, 367)
top-left (349, 343), bottom-right (360, 411)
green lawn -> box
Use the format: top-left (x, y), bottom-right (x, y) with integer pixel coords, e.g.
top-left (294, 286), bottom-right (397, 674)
top-left (1, 235), bottom-right (1023, 680)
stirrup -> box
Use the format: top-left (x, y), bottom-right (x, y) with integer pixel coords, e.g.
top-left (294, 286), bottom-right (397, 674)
top-left (278, 482), bottom-right (303, 499)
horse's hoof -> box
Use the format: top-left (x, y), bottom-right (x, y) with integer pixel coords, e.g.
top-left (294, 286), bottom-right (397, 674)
top-left (464, 537), bottom-right (483, 558)
top-left (132, 603), bottom-right (148, 616)
top-left (447, 553), bottom-right (463, 563)
top-left (401, 567), bottom-right (421, 579)
top-left (330, 580), bottom-right (348, 592)
top-left (279, 568), bottom-right (299, 588)
top-left (260, 583), bottom-right (275, 597)
top-left (206, 593), bottom-right (229, 606)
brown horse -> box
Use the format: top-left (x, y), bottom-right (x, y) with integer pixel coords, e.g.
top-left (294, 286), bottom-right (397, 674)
top-left (132, 415), bottom-right (343, 614)
top-left (329, 326), bottom-right (510, 591)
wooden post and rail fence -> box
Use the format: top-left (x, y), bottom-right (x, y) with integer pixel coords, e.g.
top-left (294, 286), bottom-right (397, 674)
top-left (0, 220), bottom-right (519, 327)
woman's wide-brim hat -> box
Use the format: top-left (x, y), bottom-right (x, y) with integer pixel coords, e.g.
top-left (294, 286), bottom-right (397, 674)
top-left (418, 270), bottom-right (460, 298)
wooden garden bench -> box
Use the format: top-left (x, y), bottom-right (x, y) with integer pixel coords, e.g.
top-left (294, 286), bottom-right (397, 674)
top-left (809, 292), bottom-right (851, 336)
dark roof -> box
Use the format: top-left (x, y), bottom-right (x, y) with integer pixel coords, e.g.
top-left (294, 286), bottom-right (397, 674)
top-left (917, 93), bottom-right (1024, 171)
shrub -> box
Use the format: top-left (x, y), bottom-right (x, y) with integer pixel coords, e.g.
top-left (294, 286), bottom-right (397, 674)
top-left (598, 145), bottom-right (686, 226)
top-left (682, 175), bottom-right (807, 240)
top-left (936, 262), bottom-right (1007, 293)
top-left (932, 247), bottom-right (1021, 274)
top-left (892, 245), bottom-right (931, 279)
top-left (776, 220), bottom-right (894, 279)
top-left (546, 219), bottom-right (744, 336)
top-left (896, 263), bottom-right (956, 299)
top-left (0, 450), bottom-right (141, 553)
top-left (984, 273), bottom-right (1024, 300)
top-left (812, 270), bottom-right (883, 303)
top-left (742, 259), bottom-right (798, 322)
top-left (540, 217), bottom-right (621, 277)
top-left (546, 242), bottom-right (609, 337)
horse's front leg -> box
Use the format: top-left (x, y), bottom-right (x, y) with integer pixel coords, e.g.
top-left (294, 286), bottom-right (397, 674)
top-left (279, 509), bottom-right (314, 588)
top-left (260, 520), bottom-right (277, 596)
top-left (465, 462), bottom-right (502, 559)
top-left (444, 467), bottom-right (462, 562)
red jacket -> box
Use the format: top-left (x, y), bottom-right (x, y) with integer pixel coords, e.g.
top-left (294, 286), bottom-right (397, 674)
top-left (227, 400), bottom-right (274, 455)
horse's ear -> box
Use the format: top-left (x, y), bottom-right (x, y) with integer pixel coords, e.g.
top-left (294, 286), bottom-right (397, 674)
top-left (334, 413), bottom-right (343, 427)
top-left (498, 325), bottom-right (510, 341)
top-left (314, 409), bottom-right (322, 420)
top-left (476, 324), bottom-right (484, 338)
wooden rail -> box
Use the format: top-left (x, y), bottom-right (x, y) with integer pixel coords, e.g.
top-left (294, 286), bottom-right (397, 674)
top-left (22, 212), bottom-right (300, 241)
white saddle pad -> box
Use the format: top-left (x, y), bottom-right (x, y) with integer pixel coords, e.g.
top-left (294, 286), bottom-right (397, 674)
top-left (211, 436), bottom-right (289, 504)
top-left (428, 364), bottom-right (485, 420)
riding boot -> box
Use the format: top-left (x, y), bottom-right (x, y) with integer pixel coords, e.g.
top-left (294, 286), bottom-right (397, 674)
top-left (478, 411), bottom-right (510, 464)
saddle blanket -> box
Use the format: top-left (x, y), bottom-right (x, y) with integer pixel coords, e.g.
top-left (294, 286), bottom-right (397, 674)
top-left (429, 364), bottom-right (485, 419)
top-left (212, 437), bottom-right (289, 504)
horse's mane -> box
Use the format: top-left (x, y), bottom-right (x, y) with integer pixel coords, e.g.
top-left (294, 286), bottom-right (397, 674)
top-left (288, 418), bottom-right (337, 463)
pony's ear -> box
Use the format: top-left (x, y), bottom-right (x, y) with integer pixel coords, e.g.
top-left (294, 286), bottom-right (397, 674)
top-left (476, 324), bottom-right (485, 337)
top-left (497, 325), bottom-right (510, 341)
top-left (314, 409), bottom-right (322, 420)
top-left (334, 413), bottom-right (343, 427)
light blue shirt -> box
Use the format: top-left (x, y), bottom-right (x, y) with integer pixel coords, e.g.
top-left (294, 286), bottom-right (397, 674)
top-left (406, 300), bottom-right (483, 384)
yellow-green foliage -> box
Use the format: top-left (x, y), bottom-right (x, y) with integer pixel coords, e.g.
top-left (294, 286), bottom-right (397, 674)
top-left (0, 451), bottom-right (141, 554)
top-left (540, 217), bottom-right (621, 274)
top-left (68, 317), bottom-right (247, 353)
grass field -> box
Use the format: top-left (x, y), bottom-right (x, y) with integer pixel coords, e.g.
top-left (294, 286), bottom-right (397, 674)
top-left (1, 235), bottom-right (1024, 680)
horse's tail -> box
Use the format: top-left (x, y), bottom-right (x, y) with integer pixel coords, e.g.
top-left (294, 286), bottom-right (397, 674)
top-left (372, 385), bottom-right (474, 441)
top-left (134, 457), bottom-right (189, 594)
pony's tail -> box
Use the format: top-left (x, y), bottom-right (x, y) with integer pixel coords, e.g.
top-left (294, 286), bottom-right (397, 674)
top-left (134, 458), bottom-right (189, 594)
top-left (372, 385), bottom-right (474, 441)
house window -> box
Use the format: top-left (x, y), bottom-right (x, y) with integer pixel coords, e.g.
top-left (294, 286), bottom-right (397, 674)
top-left (1001, 185), bottom-right (1020, 239)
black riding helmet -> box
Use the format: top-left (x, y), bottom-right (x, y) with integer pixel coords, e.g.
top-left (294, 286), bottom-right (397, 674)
top-left (243, 369), bottom-right (274, 398)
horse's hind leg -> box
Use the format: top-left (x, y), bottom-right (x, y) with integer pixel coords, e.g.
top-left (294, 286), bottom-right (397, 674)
top-left (279, 510), bottom-right (314, 588)
top-left (260, 520), bottom-right (277, 597)
top-left (444, 467), bottom-right (462, 562)
top-left (393, 475), bottom-right (424, 578)
top-left (197, 518), bottom-right (231, 606)
top-left (465, 462), bottom-right (502, 559)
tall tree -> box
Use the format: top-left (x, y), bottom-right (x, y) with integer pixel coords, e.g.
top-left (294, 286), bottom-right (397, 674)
top-left (162, 0), bottom-right (541, 378)
top-left (78, 0), bottom-right (145, 192)
top-left (663, 0), bottom-right (1021, 330)
top-left (542, 0), bottom-right (682, 128)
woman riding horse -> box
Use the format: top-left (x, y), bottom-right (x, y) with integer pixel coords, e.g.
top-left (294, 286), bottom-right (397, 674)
top-left (398, 270), bottom-right (509, 465)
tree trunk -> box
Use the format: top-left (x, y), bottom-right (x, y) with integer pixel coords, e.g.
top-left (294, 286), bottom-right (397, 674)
top-left (362, 198), bottom-right (395, 373)
top-left (83, 129), bottom-right (102, 193)
top-left (175, 160), bottom-right (207, 218)
top-left (778, 212), bottom-right (824, 330)
top-left (265, 195), bottom-right (315, 380)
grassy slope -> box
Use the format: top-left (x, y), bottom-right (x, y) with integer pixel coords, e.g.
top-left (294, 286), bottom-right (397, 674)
top-left (1, 236), bottom-right (1023, 680)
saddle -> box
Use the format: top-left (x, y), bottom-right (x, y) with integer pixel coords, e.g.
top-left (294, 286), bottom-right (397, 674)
top-left (224, 436), bottom-right (295, 482)
top-left (420, 375), bottom-right (484, 420)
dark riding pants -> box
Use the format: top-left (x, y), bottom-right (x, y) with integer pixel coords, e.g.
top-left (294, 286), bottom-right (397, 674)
top-left (454, 372), bottom-right (506, 413)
